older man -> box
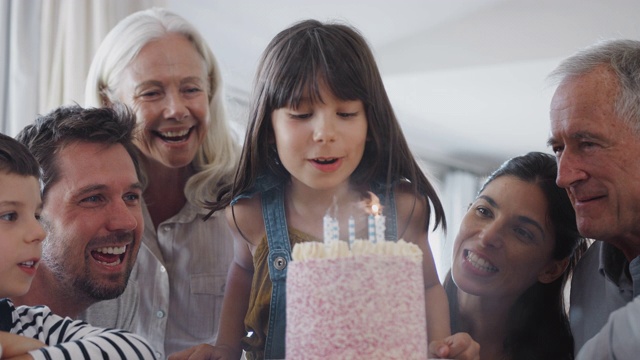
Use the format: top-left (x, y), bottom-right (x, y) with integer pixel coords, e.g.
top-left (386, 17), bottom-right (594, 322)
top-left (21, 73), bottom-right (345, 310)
top-left (548, 39), bottom-right (640, 359)
top-left (13, 104), bottom-right (145, 328)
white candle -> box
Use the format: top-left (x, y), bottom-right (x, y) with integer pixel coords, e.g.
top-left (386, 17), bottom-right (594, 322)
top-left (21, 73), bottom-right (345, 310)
top-left (368, 214), bottom-right (375, 243)
top-left (348, 216), bottom-right (356, 245)
top-left (332, 217), bottom-right (339, 242)
top-left (375, 214), bottom-right (386, 243)
top-left (323, 213), bottom-right (333, 244)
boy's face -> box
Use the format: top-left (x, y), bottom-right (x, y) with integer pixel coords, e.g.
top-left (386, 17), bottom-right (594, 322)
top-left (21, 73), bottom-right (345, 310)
top-left (40, 141), bottom-right (144, 301)
top-left (0, 173), bottom-right (45, 298)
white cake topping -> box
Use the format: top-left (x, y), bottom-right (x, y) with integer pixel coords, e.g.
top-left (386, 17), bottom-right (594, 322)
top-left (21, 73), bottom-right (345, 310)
top-left (292, 239), bottom-right (422, 262)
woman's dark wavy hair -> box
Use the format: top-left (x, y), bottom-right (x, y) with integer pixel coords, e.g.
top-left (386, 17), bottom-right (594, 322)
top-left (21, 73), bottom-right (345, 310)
top-left (0, 132), bottom-right (40, 180)
top-left (208, 19), bottom-right (445, 231)
top-left (445, 151), bottom-right (587, 360)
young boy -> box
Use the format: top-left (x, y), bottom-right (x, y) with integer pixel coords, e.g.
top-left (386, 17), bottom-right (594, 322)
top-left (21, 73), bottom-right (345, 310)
top-left (0, 133), bottom-right (155, 359)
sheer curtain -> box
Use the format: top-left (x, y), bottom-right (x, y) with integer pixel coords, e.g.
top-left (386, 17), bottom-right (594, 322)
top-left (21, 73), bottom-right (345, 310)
top-left (1, 0), bottom-right (41, 136)
top-left (436, 169), bottom-right (483, 280)
top-left (1, 0), bottom-right (162, 136)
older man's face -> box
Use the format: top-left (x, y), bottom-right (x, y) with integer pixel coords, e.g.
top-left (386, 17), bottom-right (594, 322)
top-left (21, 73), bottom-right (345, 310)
top-left (549, 65), bottom-right (640, 258)
top-left (41, 141), bottom-right (144, 301)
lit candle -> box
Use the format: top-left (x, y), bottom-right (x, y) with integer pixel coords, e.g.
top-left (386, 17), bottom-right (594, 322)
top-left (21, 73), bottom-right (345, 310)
top-left (366, 192), bottom-right (383, 244)
top-left (375, 211), bottom-right (386, 243)
top-left (368, 212), bottom-right (376, 243)
top-left (348, 216), bottom-right (356, 246)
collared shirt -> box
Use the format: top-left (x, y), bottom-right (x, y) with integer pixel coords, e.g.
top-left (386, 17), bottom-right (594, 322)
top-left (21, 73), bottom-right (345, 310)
top-left (133, 200), bottom-right (234, 359)
top-left (81, 200), bottom-right (234, 360)
top-left (576, 290), bottom-right (640, 359)
top-left (2, 298), bottom-right (155, 359)
top-left (570, 241), bottom-right (640, 353)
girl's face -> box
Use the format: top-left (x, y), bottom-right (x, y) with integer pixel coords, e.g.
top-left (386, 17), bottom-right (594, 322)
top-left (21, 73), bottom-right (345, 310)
top-left (115, 34), bottom-right (210, 169)
top-left (271, 82), bottom-right (368, 191)
top-left (451, 176), bottom-right (563, 303)
top-left (0, 173), bottom-right (45, 298)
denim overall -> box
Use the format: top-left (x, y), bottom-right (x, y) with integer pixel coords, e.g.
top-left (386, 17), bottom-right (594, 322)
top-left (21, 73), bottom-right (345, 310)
top-left (234, 178), bottom-right (398, 359)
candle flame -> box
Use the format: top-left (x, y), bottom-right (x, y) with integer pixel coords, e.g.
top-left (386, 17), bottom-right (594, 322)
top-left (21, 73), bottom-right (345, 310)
top-left (363, 191), bottom-right (383, 216)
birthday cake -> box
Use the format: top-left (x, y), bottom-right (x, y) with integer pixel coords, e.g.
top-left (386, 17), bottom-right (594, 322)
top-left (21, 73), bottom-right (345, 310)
top-left (285, 239), bottom-right (428, 359)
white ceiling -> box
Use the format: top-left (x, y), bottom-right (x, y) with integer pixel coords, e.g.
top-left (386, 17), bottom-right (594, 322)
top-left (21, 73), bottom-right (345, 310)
top-left (166, 0), bottom-right (640, 175)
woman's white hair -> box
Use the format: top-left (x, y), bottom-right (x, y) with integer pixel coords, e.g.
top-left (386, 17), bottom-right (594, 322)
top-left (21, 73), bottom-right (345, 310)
top-left (85, 7), bottom-right (239, 208)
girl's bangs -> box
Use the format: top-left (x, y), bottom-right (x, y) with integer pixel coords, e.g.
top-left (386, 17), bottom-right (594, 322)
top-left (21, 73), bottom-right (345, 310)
top-left (266, 35), bottom-right (365, 110)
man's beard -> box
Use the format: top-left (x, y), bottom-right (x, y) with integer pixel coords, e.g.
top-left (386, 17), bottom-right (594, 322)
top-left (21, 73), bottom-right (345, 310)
top-left (42, 231), bottom-right (136, 302)
top-left (72, 269), bottom-right (131, 300)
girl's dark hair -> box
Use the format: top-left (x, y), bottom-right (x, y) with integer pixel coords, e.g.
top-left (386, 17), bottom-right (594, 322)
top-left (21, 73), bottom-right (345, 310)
top-left (0, 133), bottom-right (40, 179)
top-left (445, 151), bottom-right (587, 359)
top-left (209, 19), bottom-right (445, 231)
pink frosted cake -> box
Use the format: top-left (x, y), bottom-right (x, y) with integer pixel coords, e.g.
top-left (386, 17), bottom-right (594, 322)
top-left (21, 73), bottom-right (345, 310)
top-left (286, 240), bottom-right (427, 359)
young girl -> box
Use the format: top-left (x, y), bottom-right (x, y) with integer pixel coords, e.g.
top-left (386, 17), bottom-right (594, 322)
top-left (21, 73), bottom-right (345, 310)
top-left (0, 133), bottom-right (155, 359)
top-left (211, 19), bottom-right (449, 360)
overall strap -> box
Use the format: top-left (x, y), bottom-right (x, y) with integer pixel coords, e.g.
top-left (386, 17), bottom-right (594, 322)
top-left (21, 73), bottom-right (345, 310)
top-left (630, 255), bottom-right (640, 299)
top-left (261, 185), bottom-right (290, 359)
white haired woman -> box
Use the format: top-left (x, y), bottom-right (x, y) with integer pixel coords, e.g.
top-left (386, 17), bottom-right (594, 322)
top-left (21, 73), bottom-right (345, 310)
top-left (83, 7), bottom-right (240, 359)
